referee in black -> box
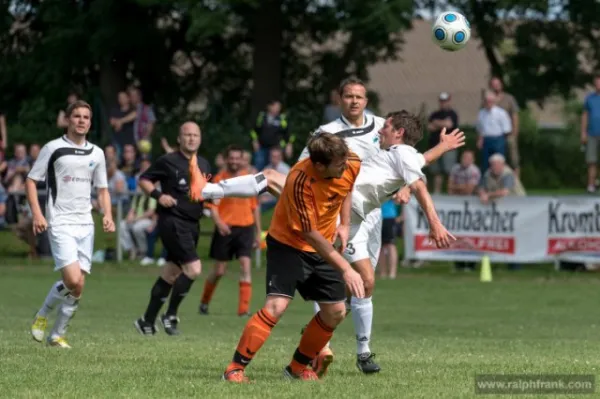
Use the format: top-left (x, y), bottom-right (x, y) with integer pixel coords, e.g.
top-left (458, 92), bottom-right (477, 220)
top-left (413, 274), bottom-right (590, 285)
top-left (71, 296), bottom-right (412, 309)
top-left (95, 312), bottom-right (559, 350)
top-left (134, 121), bottom-right (211, 336)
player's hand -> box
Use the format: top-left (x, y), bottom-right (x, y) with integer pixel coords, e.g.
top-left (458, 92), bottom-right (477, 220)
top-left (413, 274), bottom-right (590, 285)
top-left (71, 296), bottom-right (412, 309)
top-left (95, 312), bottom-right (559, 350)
top-left (428, 222), bottom-right (455, 249)
top-left (394, 186), bottom-right (412, 204)
top-left (158, 194), bottom-right (177, 208)
top-left (217, 223), bottom-right (231, 236)
top-left (103, 215), bottom-right (116, 233)
top-left (333, 224), bottom-right (350, 253)
top-left (439, 128), bottom-right (466, 151)
top-left (32, 214), bottom-right (48, 235)
top-left (343, 268), bottom-right (365, 298)
top-left (126, 213), bottom-right (135, 223)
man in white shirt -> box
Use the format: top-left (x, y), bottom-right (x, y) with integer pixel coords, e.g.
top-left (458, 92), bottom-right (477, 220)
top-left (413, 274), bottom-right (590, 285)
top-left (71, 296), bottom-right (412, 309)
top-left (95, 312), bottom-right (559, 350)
top-left (28, 101), bottom-right (115, 348)
top-left (476, 91), bottom-right (512, 172)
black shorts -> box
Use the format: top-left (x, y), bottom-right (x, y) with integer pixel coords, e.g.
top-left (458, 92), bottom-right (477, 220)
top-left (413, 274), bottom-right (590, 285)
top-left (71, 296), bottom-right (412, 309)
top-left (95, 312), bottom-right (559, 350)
top-left (265, 235), bottom-right (346, 303)
top-left (209, 225), bottom-right (255, 261)
top-left (381, 218), bottom-right (396, 244)
top-left (158, 215), bottom-right (199, 266)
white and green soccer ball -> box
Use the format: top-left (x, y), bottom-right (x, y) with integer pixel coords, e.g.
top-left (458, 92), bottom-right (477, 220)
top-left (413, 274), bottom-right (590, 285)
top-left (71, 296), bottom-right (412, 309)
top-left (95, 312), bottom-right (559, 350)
top-left (432, 11), bottom-right (471, 52)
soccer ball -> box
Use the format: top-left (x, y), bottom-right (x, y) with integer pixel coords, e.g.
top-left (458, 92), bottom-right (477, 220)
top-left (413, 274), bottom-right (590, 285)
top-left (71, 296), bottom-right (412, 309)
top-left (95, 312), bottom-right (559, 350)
top-left (432, 11), bottom-right (471, 52)
top-left (137, 139), bottom-right (152, 154)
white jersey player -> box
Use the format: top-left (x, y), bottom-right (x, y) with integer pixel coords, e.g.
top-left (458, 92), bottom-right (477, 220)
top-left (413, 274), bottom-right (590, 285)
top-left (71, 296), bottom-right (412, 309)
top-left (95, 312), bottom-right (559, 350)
top-left (29, 101), bottom-right (115, 348)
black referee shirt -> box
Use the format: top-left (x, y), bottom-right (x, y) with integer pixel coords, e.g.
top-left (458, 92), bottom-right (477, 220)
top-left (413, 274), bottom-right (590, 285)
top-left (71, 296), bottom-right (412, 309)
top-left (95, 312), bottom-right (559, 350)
top-left (140, 151), bottom-right (211, 222)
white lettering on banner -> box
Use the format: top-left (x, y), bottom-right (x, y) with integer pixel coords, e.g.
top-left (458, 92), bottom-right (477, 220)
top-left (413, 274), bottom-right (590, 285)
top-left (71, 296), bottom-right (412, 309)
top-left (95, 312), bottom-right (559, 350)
top-left (404, 196), bottom-right (600, 264)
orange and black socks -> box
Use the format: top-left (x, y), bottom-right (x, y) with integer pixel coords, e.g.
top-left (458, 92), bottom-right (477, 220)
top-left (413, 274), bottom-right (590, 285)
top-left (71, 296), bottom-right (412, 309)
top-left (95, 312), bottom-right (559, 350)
top-left (289, 312), bottom-right (334, 375)
top-left (227, 308), bottom-right (277, 372)
top-left (201, 279), bottom-right (219, 305)
top-left (238, 281), bottom-right (252, 315)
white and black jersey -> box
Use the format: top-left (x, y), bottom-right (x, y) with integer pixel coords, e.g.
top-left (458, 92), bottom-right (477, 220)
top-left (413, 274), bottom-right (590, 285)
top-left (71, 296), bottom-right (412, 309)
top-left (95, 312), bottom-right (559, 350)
top-left (28, 136), bottom-right (108, 227)
top-left (298, 113), bottom-right (385, 161)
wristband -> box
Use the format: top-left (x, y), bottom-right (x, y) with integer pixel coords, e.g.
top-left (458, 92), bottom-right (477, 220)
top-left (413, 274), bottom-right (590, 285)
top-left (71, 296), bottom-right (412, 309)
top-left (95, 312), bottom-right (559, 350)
top-left (150, 189), bottom-right (162, 200)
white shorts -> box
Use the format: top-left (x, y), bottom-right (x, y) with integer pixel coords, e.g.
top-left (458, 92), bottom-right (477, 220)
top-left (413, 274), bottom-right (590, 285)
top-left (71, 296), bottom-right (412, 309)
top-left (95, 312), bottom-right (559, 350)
top-left (343, 208), bottom-right (382, 269)
top-left (48, 224), bottom-right (95, 274)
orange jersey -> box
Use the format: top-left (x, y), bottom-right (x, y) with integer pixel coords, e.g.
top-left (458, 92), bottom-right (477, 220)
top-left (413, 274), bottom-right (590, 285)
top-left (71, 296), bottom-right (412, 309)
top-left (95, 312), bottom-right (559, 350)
top-left (268, 154), bottom-right (361, 252)
top-left (211, 169), bottom-right (258, 227)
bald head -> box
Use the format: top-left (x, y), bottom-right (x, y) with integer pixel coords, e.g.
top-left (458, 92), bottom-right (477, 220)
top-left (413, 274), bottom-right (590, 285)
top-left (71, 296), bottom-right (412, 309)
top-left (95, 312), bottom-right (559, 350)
top-left (180, 121), bottom-right (201, 135)
top-left (178, 121), bottom-right (202, 155)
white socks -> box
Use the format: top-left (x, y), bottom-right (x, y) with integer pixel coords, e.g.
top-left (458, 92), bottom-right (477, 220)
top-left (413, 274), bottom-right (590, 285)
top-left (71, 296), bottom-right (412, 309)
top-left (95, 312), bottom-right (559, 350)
top-left (38, 280), bottom-right (70, 317)
top-left (201, 173), bottom-right (268, 200)
top-left (50, 294), bottom-right (79, 339)
top-left (351, 296), bottom-right (373, 355)
top-left (38, 280), bottom-right (80, 339)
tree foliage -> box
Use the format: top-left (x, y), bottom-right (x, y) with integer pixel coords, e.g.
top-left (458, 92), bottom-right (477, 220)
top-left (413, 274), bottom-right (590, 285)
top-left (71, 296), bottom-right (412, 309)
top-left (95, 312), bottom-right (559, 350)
top-left (0, 0), bottom-right (413, 145)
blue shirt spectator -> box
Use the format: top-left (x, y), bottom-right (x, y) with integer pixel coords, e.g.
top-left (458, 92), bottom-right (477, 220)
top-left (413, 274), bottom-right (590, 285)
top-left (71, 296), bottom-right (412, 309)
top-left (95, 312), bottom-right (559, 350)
top-left (584, 92), bottom-right (600, 137)
top-left (381, 199), bottom-right (399, 219)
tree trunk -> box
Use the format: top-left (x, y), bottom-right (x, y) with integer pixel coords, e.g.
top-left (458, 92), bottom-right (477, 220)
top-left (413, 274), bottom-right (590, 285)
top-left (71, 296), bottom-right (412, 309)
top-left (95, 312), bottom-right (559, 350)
top-left (250, 0), bottom-right (283, 122)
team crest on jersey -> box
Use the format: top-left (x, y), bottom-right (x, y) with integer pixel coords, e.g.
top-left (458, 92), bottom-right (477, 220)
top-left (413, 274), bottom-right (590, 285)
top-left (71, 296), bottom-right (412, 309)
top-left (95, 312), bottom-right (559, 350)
top-left (89, 161), bottom-right (95, 168)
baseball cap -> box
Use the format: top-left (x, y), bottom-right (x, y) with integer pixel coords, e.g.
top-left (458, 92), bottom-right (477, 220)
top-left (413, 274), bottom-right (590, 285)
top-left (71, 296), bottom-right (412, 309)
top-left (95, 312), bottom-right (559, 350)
top-left (439, 92), bottom-right (450, 101)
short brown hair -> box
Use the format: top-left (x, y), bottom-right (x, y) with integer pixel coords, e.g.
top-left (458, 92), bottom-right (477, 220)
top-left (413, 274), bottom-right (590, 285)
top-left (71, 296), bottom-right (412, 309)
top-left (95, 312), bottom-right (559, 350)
top-left (308, 132), bottom-right (349, 166)
top-left (66, 100), bottom-right (93, 118)
top-left (386, 110), bottom-right (423, 147)
top-left (338, 77), bottom-right (366, 95)
top-left (224, 144), bottom-right (244, 157)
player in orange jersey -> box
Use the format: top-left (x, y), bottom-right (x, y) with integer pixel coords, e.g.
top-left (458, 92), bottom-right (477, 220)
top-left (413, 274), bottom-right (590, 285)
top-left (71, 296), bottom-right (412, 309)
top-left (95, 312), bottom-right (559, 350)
top-left (221, 133), bottom-right (364, 382)
top-left (199, 145), bottom-right (261, 317)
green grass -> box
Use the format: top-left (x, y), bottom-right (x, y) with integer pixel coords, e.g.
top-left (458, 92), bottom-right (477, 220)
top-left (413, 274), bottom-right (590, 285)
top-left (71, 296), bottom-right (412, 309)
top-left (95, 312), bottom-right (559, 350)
top-left (2, 263), bottom-right (600, 398)
top-left (1, 189), bottom-right (599, 398)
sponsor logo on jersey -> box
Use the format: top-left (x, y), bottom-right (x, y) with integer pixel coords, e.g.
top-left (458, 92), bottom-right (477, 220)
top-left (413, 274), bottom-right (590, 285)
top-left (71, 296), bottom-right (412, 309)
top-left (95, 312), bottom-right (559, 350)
top-left (62, 175), bottom-right (91, 183)
top-left (179, 178), bottom-right (186, 185)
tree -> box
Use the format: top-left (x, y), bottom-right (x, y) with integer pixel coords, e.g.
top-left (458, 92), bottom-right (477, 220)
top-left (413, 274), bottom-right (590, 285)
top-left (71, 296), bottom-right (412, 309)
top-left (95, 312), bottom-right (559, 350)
top-left (0, 0), bottom-right (414, 149)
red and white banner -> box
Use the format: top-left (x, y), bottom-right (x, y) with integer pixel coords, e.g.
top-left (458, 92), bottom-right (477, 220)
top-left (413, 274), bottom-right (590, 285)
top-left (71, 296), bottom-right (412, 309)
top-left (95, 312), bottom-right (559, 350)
top-left (404, 195), bottom-right (600, 263)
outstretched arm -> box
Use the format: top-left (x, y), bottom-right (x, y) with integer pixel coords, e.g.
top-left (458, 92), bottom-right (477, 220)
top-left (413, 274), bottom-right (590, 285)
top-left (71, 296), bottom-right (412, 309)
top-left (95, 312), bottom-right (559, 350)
top-left (423, 128), bottom-right (465, 166)
top-left (410, 179), bottom-right (455, 248)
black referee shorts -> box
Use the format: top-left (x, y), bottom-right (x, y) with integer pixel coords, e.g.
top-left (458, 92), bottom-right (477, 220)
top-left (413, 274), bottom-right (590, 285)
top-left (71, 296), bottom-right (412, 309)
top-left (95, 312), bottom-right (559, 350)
top-left (158, 215), bottom-right (199, 266)
top-left (209, 225), bottom-right (255, 261)
top-left (265, 235), bottom-right (346, 303)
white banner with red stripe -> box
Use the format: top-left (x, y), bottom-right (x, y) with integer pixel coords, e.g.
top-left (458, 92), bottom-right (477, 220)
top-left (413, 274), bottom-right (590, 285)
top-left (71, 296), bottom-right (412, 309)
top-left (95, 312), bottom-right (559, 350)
top-left (403, 195), bottom-right (600, 263)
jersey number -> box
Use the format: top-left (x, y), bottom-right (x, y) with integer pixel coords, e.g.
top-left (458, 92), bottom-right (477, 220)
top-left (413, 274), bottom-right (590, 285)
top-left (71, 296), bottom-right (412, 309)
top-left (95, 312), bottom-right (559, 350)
top-left (345, 243), bottom-right (355, 255)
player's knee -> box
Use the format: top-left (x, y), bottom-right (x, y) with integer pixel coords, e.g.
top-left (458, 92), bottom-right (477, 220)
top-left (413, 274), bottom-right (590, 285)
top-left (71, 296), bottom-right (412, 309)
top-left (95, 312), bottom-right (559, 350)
top-left (264, 296), bottom-right (289, 320)
top-left (183, 260), bottom-right (202, 279)
top-left (214, 262), bottom-right (227, 278)
top-left (320, 306), bottom-right (346, 328)
top-left (363, 277), bottom-right (375, 297)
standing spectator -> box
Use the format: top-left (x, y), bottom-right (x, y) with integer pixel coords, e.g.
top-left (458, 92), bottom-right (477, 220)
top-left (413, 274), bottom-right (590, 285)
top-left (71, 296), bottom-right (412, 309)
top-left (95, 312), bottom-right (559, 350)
top-left (56, 92), bottom-right (79, 129)
top-left (488, 77), bottom-right (520, 177)
top-left (259, 147), bottom-right (290, 212)
top-left (427, 92), bottom-right (459, 193)
top-left (249, 100), bottom-right (294, 170)
top-left (448, 150), bottom-right (481, 271)
top-left (476, 91), bottom-right (512, 172)
top-left (378, 199), bottom-right (399, 279)
top-left (4, 143), bottom-right (30, 187)
top-left (214, 153), bottom-right (226, 174)
top-left (323, 89), bottom-right (342, 123)
top-left (128, 87), bottom-right (156, 144)
top-left (110, 91), bottom-right (136, 157)
top-left (0, 109), bottom-right (7, 150)
top-left (581, 75), bottom-right (600, 193)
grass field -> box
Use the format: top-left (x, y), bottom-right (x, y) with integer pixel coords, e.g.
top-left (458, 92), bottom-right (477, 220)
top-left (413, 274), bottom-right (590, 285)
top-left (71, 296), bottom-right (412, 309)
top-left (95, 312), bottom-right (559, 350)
top-left (1, 190), bottom-right (599, 398)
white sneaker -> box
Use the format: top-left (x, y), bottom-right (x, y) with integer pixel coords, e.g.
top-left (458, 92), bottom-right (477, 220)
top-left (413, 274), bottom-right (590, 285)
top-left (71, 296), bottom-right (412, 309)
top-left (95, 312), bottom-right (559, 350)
top-left (140, 257), bottom-right (155, 266)
top-left (157, 258), bottom-right (166, 267)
